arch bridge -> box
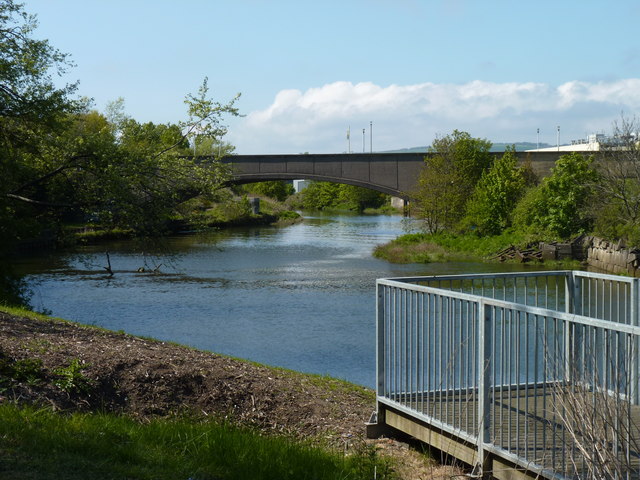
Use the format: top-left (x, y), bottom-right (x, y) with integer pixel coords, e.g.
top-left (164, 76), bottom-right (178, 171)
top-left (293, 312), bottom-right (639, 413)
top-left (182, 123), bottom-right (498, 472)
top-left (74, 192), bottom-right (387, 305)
top-left (220, 152), bottom-right (564, 198)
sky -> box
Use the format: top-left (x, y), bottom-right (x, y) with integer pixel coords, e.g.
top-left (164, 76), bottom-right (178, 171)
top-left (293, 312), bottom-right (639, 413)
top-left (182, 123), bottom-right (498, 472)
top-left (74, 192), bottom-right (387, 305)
top-left (21, 0), bottom-right (640, 154)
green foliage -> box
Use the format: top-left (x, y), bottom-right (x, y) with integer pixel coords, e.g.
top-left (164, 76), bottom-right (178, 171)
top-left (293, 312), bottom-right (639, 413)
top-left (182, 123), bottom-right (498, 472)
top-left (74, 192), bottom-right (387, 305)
top-left (0, 2), bottom-right (242, 245)
top-left (430, 130), bottom-right (493, 187)
top-left (463, 147), bottom-right (527, 235)
top-left (298, 182), bottom-right (342, 210)
top-left (513, 152), bottom-right (597, 240)
top-left (0, 0), bottom-right (79, 256)
top-left (295, 182), bottom-right (388, 212)
top-left (374, 230), bottom-right (529, 263)
top-left (413, 130), bottom-right (493, 233)
top-left (592, 182), bottom-right (640, 246)
top-left (182, 76), bottom-right (241, 151)
top-left (243, 181), bottom-right (295, 202)
top-left (337, 184), bottom-right (388, 212)
top-left (590, 116), bottom-right (640, 246)
top-left (53, 358), bottom-right (92, 393)
top-left (0, 404), bottom-right (395, 480)
top-left (0, 356), bottom-right (45, 388)
top-left (278, 210), bottom-right (301, 220)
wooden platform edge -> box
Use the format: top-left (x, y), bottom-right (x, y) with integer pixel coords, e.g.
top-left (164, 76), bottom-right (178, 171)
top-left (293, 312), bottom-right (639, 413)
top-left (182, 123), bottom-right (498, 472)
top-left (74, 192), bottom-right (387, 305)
top-left (377, 404), bottom-right (545, 480)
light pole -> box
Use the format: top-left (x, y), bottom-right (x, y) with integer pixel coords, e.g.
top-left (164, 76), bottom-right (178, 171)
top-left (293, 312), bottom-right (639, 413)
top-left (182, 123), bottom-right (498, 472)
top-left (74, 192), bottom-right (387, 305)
top-left (347, 126), bottom-right (351, 153)
top-left (362, 128), bottom-right (365, 153)
top-left (370, 121), bottom-right (373, 153)
top-left (537, 128), bottom-right (540, 150)
top-left (557, 126), bottom-right (560, 151)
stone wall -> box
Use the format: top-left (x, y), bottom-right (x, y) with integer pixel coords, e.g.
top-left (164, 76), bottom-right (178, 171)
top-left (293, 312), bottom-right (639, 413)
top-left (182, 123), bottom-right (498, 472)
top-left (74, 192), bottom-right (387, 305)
top-left (584, 236), bottom-right (640, 276)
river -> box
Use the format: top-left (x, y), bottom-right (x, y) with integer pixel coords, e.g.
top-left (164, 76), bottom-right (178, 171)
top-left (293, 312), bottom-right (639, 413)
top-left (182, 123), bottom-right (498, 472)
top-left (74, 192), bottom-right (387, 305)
top-left (15, 213), bottom-right (545, 387)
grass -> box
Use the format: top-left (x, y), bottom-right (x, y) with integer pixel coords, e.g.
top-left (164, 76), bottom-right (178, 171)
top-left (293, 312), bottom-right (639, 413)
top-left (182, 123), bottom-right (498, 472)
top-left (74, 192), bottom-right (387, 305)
top-left (373, 231), bottom-right (530, 263)
top-left (0, 305), bottom-right (390, 479)
top-left (0, 403), bottom-right (394, 480)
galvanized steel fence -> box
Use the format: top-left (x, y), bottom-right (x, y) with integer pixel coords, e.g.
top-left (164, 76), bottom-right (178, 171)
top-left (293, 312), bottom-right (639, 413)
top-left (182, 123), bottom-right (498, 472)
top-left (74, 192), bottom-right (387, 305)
top-left (376, 271), bottom-right (640, 479)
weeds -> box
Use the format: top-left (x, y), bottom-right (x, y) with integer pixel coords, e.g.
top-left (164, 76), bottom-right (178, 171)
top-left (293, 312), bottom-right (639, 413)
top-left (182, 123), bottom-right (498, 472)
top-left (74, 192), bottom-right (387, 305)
top-left (373, 230), bottom-right (531, 263)
top-left (53, 358), bottom-right (92, 393)
top-left (0, 356), bottom-right (45, 388)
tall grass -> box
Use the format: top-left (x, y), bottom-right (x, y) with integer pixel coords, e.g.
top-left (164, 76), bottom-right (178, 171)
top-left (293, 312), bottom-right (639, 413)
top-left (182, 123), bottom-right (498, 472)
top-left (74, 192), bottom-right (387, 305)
top-left (0, 404), bottom-right (393, 480)
top-left (373, 231), bottom-right (529, 263)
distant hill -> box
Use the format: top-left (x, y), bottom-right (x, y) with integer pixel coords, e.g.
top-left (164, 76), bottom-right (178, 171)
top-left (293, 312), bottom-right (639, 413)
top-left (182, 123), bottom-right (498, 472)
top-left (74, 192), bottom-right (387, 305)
top-left (383, 142), bottom-right (551, 153)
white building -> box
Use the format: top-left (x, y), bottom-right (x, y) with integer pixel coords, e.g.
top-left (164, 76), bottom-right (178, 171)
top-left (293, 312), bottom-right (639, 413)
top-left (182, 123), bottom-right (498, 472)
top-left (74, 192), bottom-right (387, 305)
top-left (526, 133), bottom-right (604, 152)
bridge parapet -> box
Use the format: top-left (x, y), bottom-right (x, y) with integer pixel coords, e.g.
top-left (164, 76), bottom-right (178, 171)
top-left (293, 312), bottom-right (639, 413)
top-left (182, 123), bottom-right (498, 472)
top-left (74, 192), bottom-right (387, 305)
top-left (217, 151), bottom-right (569, 198)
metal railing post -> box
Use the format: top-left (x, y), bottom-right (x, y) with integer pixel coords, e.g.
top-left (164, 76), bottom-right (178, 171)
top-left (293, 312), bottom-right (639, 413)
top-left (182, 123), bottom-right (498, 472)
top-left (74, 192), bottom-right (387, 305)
top-left (632, 278), bottom-right (640, 404)
top-left (477, 300), bottom-right (492, 473)
top-left (564, 272), bottom-right (581, 384)
top-left (376, 282), bottom-right (386, 399)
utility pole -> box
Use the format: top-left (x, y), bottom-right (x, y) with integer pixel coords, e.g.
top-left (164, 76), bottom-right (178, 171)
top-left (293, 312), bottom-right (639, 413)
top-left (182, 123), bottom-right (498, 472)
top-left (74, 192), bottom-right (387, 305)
top-left (370, 121), bottom-right (373, 153)
top-left (557, 126), bottom-right (560, 151)
top-left (347, 126), bottom-right (351, 153)
top-left (362, 128), bottom-right (365, 153)
top-left (537, 128), bottom-right (540, 150)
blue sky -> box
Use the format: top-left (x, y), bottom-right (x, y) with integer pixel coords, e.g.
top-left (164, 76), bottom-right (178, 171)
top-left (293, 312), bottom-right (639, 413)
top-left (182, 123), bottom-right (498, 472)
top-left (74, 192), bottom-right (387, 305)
top-left (22, 0), bottom-right (640, 153)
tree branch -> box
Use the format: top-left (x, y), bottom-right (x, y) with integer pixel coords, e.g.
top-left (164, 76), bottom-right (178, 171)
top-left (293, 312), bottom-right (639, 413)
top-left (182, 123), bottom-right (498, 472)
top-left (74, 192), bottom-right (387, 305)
top-left (9, 153), bottom-right (95, 194)
top-left (5, 193), bottom-right (76, 208)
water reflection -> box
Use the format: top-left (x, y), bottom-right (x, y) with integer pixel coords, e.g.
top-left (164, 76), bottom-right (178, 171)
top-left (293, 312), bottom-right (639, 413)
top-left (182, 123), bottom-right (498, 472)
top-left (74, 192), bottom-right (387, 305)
top-left (15, 213), bottom-right (548, 386)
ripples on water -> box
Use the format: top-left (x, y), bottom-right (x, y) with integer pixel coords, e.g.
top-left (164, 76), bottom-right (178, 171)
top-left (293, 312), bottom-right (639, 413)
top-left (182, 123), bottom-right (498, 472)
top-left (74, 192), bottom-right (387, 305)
top-left (17, 213), bottom-right (531, 387)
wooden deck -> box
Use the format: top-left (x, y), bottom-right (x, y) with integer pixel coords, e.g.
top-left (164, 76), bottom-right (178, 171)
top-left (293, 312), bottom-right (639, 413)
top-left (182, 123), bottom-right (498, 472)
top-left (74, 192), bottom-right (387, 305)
top-left (378, 385), bottom-right (640, 479)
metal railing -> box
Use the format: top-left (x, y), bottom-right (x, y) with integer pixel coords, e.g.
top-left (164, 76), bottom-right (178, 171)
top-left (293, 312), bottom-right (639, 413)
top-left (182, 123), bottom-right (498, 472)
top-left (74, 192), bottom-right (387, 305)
top-left (376, 271), bottom-right (640, 479)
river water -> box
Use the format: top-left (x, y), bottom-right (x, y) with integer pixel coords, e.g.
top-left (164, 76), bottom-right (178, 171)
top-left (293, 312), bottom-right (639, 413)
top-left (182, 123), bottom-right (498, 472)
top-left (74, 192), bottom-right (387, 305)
top-left (15, 213), bottom-right (543, 387)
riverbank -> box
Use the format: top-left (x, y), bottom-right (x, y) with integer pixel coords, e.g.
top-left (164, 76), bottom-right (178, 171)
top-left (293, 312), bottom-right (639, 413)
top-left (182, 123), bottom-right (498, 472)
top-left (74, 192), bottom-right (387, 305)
top-left (373, 231), bottom-right (584, 268)
top-left (0, 306), bottom-right (460, 479)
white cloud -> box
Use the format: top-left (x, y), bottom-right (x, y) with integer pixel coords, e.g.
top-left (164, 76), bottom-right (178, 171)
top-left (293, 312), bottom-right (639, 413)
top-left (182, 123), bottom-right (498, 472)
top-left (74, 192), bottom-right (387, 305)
top-left (228, 79), bottom-right (640, 154)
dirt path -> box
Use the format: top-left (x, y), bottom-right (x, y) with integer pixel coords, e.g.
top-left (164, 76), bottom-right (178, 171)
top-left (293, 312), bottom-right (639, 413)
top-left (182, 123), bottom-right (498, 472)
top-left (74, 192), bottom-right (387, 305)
top-left (0, 311), bottom-right (462, 479)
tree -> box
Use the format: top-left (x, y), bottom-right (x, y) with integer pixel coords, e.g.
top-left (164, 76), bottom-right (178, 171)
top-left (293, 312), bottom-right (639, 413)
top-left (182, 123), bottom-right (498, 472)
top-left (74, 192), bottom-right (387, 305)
top-left (463, 147), bottom-right (527, 235)
top-left (513, 152), bottom-right (597, 240)
top-left (337, 184), bottom-right (388, 212)
top-left (182, 77), bottom-right (241, 159)
top-left (0, 0), bottom-right (77, 135)
top-left (85, 87), bottom-right (241, 234)
top-left (591, 115), bottom-right (640, 245)
top-left (300, 182), bottom-right (342, 210)
top-left (413, 130), bottom-right (493, 233)
top-left (244, 181), bottom-right (295, 202)
top-left (1, 0), bottom-right (79, 253)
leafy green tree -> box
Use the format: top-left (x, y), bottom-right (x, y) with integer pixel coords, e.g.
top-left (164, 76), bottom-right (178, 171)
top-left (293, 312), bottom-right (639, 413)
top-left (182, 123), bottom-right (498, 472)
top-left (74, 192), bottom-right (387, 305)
top-left (183, 77), bottom-right (241, 158)
top-left (192, 136), bottom-right (235, 158)
top-left (1, 0), bottom-right (77, 246)
top-left (413, 130), bottom-right (493, 233)
top-left (92, 88), bottom-right (239, 234)
top-left (300, 182), bottom-right (342, 210)
top-left (0, 0), bottom-right (81, 304)
top-left (513, 152), bottom-right (597, 239)
top-left (295, 182), bottom-right (388, 211)
top-left (244, 181), bottom-right (295, 202)
top-left (337, 184), bottom-right (388, 212)
top-left (463, 147), bottom-right (526, 235)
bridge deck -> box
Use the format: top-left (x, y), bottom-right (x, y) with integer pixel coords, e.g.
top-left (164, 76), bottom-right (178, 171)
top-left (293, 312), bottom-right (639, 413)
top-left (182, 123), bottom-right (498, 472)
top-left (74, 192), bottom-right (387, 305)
top-left (222, 151), bottom-right (563, 197)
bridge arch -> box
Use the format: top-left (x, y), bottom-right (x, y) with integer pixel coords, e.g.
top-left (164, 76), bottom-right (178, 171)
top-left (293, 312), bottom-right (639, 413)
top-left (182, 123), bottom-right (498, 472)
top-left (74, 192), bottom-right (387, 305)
top-left (228, 172), bottom-right (403, 197)
top-left (220, 151), bottom-right (562, 200)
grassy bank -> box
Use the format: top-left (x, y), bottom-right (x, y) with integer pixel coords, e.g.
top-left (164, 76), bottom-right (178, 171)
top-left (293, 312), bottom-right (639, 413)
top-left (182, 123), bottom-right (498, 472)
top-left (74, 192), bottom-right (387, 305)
top-left (0, 305), bottom-right (398, 479)
top-left (373, 231), bottom-right (530, 263)
top-left (0, 403), bottom-right (387, 480)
